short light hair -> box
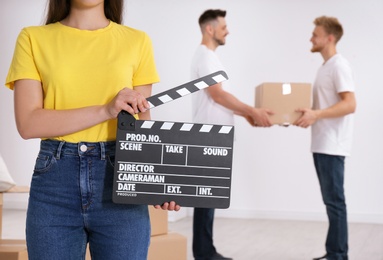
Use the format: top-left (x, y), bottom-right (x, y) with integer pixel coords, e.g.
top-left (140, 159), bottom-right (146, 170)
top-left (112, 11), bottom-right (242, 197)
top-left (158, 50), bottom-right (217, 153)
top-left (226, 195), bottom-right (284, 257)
top-left (314, 16), bottom-right (344, 43)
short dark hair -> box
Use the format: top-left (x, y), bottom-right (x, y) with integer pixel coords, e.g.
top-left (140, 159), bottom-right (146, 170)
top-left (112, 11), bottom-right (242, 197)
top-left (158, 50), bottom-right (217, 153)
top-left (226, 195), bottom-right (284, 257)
top-left (198, 9), bottom-right (226, 28)
top-left (314, 16), bottom-right (343, 43)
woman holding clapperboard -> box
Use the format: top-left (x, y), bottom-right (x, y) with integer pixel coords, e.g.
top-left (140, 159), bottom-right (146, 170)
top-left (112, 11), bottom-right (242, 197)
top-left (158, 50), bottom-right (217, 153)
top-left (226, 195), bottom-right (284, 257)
top-left (5, 0), bottom-right (180, 259)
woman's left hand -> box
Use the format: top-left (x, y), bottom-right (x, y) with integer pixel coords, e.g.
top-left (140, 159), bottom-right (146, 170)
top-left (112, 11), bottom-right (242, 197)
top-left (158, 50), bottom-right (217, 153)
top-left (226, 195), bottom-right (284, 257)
top-left (153, 201), bottom-right (181, 211)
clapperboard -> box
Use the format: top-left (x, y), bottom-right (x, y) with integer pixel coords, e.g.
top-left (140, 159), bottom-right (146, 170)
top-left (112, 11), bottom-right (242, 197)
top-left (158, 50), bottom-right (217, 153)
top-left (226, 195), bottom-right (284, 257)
top-left (113, 71), bottom-right (234, 208)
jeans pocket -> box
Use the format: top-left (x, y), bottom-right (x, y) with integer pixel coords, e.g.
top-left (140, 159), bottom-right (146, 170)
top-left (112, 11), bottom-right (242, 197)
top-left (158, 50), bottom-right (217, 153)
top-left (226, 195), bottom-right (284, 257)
top-left (34, 153), bottom-right (55, 174)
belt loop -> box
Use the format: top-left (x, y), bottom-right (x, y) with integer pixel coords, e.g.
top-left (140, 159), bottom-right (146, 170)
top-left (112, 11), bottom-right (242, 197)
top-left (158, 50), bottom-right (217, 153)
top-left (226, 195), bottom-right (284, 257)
top-left (56, 141), bottom-right (65, 159)
top-left (100, 142), bottom-right (106, 160)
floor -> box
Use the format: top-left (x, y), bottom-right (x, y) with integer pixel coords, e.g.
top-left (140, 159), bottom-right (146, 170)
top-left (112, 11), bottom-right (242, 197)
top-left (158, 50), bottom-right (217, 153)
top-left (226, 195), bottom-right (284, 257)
top-left (4, 209), bottom-right (383, 260)
top-left (170, 216), bottom-right (383, 260)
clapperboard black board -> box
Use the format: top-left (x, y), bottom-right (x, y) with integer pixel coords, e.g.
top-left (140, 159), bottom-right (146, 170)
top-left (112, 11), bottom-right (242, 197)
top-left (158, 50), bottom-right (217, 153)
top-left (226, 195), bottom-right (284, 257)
top-left (113, 71), bottom-right (234, 208)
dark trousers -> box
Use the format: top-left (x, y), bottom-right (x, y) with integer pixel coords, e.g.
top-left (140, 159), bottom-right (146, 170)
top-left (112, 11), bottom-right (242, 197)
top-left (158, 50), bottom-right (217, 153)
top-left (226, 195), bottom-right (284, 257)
top-left (313, 153), bottom-right (348, 260)
top-left (193, 208), bottom-right (217, 259)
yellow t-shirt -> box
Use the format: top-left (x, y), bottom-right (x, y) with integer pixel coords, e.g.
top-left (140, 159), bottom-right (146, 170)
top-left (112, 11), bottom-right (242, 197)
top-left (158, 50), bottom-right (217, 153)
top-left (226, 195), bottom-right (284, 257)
top-left (5, 21), bottom-right (160, 142)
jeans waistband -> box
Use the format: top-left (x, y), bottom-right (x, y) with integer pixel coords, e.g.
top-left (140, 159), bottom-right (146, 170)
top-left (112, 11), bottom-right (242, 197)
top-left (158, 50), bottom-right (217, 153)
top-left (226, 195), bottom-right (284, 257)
top-left (40, 139), bottom-right (116, 160)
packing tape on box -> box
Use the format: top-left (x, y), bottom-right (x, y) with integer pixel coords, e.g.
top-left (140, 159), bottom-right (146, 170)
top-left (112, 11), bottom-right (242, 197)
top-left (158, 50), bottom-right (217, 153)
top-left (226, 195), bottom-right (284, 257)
top-left (282, 83), bottom-right (292, 95)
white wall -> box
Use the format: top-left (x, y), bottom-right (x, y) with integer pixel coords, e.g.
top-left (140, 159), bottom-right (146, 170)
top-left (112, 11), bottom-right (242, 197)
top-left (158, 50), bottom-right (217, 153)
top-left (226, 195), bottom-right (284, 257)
top-left (1, 0), bottom-right (382, 223)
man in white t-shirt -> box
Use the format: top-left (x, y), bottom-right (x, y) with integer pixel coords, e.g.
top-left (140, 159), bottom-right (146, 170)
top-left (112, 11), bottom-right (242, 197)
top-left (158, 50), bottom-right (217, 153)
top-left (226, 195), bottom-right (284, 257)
top-left (295, 16), bottom-right (356, 260)
top-left (191, 9), bottom-right (273, 260)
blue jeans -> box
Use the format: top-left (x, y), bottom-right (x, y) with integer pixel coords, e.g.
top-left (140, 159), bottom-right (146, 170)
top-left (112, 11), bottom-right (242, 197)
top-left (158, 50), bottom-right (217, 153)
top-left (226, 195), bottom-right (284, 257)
top-left (26, 140), bottom-right (150, 260)
top-left (313, 153), bottom-right (348, 260)
top-left (193, 208), bottom-right (217, 259)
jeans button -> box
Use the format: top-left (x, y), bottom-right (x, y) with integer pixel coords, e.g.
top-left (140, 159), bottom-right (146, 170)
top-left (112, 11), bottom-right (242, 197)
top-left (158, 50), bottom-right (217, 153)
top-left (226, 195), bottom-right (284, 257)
top-left (80, 144), bottom-right (87, 152)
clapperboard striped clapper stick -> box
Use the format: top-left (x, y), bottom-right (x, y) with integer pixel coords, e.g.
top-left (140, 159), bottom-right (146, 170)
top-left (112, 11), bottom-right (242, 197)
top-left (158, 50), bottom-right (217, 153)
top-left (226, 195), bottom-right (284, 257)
top-left (113, 70), bottom-right (235, 208)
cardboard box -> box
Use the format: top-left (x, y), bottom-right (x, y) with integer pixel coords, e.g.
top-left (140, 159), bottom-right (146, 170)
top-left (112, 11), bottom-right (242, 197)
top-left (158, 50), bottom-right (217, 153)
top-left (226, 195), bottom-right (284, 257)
top-left (255, 82), bottom-right (312, 125)
top-left (0, 240), bottom-right (28, 260)
top-left (0, 186), bottom-right (29, 239)
top-left (149, 206), bottom-right (168, 236)
top-left (148, 232), bottom-right (187, 260)
top-left (0, 187), bottom-right (30, 260)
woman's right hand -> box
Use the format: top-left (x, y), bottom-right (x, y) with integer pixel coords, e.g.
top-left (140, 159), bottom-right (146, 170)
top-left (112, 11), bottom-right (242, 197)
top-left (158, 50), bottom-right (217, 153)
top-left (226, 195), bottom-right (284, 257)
top-left (105, 87), bottom-right (151, 119)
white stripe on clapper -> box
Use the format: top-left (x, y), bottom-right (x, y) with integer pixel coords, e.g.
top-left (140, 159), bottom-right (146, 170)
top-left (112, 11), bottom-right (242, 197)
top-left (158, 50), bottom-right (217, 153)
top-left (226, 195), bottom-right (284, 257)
top-left (212, 74), bottom-right (227, 83)
top-left (194, 81), bottom-right (209, 89)
top-left (219, 126), bottom-right (233, 134)
top-left (141, 121), bottom-right (155, 129)
top-left (176, 88), bottom-right (191, 96)
top-left (160, 122), bottom-right (174, 130)
top-left (180, 123), bottom-right (193, 131)
top-left (200, 125), bottom-right (213, 133)
top-left (158, 94), bottom-right (173, 104)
